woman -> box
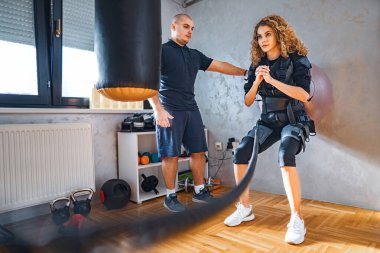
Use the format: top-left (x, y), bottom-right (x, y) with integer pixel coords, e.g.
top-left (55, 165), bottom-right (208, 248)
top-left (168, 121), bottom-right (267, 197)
top-left (224, 15), bottom-right (314, 245)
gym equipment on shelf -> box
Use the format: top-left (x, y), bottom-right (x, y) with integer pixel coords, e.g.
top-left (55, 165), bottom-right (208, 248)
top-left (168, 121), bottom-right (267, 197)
top-left (141, 174), bottom-right (159, 194)
top-left (150, 153), bottom-right (160, 163)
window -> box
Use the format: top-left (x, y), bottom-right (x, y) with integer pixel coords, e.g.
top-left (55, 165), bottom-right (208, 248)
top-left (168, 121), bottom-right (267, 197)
top-left (0, 0), bottom-right (92, 108)
top-left (62, 0), bottom-right (96, 98)
top-left (0, 0), bottom-right (50, 106)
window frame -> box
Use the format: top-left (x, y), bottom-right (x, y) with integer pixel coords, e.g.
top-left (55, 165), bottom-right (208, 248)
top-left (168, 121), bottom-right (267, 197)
top-left (51, 0), bottom-right (89, 108)
top-left (0, 0), bottom-right (89, 108)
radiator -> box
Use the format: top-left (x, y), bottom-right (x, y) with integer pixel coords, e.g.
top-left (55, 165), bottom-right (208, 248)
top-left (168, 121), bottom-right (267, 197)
top-left (0, 123), bottom-right (95, 213)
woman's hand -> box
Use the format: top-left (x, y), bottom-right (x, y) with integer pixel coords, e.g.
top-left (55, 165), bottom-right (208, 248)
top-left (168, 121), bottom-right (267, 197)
top-left (254, 66), bottom-right (264, 85)
top-left (256, 65), bottom-right (310, 102)
top-left (155, 109), bottom-right (174, 128)
top-left (256, 65), bottom-right (274, 84)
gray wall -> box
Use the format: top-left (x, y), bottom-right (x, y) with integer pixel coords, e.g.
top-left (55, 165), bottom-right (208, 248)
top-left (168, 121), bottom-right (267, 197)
top-left (186, 0), bottom-right (380, 210)
top-left (162, 0), bottom-right (184, 42)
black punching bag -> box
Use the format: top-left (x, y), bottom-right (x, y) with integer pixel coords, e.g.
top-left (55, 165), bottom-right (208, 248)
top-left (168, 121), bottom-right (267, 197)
top-left (95, 0), bottom-right (161, 101)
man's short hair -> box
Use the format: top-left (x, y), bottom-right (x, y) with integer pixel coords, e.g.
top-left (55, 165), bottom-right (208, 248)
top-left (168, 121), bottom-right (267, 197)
top-left (172, 13), bottom-right (192, 23)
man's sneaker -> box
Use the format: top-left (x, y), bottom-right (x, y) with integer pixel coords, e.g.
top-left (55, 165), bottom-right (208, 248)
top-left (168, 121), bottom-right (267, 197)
top-left (192, 188), bottom-right (214, 203)
top-left (285, 213), bottom-right (306, 244)
top-left (163, 193), bottom-right (185, 212)
top-left (224, 202), bottom-right (255, 227)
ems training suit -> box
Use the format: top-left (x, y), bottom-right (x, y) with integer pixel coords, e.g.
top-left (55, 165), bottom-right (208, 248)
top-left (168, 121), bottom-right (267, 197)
top-left (156, 39), bottom-right (213, 158)
top-left (234, 52), bottom-right (314, 167)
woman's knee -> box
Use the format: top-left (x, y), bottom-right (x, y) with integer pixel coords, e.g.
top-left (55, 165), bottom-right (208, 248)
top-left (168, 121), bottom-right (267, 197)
top-left (278, 136), bottom-right (301, 167)
top-left (278, 148), bottom-right (296, 167)
top-left (233, 138), bottom-right (254, 164)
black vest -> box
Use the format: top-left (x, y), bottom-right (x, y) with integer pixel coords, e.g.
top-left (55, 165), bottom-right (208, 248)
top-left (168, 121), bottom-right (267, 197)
top-left (257, 55), bottom-right (312, 129)
top-left (258, 56), bottom-right (294, 98)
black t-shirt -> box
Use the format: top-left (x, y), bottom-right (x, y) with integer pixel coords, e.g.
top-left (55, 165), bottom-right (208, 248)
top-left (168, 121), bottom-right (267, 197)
top-left (159, 40), bottom-right (213, 111)
top-left (244, 52), bottom-right (312, 96)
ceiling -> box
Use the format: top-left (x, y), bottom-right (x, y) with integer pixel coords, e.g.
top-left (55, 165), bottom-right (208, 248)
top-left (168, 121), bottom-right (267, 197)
top-left (171, 0), bottom-right (203, 8)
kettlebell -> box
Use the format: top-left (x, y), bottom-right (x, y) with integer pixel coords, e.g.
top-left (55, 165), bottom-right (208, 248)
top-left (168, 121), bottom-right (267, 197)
top-left (141, 174), bottom-right (159, 194)
top-left (50, 197), bottom-right (71, 226)
top-left (100, 179), bottom-right (131, 210)
top-left (71, 188), bottom-right (94, 216)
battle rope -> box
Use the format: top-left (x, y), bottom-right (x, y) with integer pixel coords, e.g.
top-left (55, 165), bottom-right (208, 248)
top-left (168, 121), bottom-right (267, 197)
top-left (4, 129), bottom-right (260, 252)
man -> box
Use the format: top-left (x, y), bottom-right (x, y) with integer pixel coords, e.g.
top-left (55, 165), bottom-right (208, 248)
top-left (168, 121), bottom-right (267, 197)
top-left (149, 13), bottom-right (247, 212)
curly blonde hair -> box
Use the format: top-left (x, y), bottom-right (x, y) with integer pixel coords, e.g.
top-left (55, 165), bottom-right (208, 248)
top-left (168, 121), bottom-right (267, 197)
top-left (250, 15), bottom-right (308, 66)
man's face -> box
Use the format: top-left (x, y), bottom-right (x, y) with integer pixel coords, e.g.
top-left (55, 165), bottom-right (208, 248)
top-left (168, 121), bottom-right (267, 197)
top-left (171, 16), bottom-right (194, 46)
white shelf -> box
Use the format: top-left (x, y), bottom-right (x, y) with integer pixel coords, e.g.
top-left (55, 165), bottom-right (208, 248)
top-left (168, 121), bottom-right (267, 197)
top-left (138, 157), bottom-right (190, 170)
top-left (118, 129), bottom-right (208, 204)
top-left (134, 131), bottom-right (156, 135)
top-left (118, 131), bottom-right (155, 136)
top-left (138, 186), bottom-right (167, 202)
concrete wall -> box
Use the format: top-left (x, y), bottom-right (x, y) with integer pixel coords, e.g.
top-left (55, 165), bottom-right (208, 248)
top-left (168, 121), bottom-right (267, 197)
top-left (162, 0), bottom-right (184, 42)
top-left (186, 0), bottom-right (380, 210)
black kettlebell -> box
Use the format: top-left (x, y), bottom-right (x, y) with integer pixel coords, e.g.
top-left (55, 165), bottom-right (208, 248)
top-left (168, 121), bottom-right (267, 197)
top-left (50, 197), bottom-right (71, 226)
top-left (100, 179), bottom-right (131, 210)
top-left (141, 174), bottom-right (159, 194)
top-left (71, 188), bottom-right (94, 216)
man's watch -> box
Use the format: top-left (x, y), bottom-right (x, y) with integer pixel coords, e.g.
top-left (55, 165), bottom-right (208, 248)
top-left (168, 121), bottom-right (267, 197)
top-left (244, 69), bottom-right (249, 80)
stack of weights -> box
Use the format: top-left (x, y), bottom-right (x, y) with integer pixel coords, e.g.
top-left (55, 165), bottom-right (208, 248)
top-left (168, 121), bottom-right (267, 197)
top-left (121, 114), bottom-right (155, 132)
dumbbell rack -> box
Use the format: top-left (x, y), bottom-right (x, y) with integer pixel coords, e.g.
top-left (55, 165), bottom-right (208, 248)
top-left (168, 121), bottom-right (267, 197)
top-left (118, 130), bottom-right (208, 204)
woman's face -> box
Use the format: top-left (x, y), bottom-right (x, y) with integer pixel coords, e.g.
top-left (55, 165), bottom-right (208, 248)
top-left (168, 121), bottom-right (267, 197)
top-left (257, 25), bottom-right (278, 53)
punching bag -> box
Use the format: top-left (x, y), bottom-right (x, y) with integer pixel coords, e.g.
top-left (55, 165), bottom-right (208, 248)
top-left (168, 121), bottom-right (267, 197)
top-left (94, 0), bottom-right (161, 101)
top-left (304, 64), bottom-right (333, 122)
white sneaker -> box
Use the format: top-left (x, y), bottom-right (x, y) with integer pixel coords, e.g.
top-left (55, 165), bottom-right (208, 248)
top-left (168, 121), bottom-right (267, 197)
top-left (285, 213), bottom-right (306, 244)
top-left (224, 202), bottom-right (255, 227)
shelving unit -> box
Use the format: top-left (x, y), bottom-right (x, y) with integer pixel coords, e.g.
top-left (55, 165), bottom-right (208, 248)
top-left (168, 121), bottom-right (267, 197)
top-left (118, 130), bottom-right (208, 204)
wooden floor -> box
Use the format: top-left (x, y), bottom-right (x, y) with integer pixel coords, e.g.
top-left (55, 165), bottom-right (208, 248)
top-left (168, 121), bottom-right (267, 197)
top-left (1, 188), bottom-right (379, 253)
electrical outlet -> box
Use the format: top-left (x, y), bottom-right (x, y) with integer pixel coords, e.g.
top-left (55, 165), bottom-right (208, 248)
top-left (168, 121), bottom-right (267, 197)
top-left (215, 142), bottom-right (223, 151)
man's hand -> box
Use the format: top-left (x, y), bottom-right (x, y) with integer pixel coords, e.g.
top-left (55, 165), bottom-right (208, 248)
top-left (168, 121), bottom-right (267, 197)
top-left (155, 109), bottom-right (174, 128)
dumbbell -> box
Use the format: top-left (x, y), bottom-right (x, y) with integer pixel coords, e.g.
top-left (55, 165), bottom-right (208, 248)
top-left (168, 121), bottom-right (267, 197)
top-left (150, 153), bottom-right (160, 163)
top-left (178, 177), bottom-right (194, 192)
top-left (205, 177), bottom-right (221, 192)
top-left (139, 152), bottom-right (150, 165)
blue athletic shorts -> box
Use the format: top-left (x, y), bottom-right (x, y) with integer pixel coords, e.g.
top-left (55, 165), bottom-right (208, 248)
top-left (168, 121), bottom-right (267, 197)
top-left (156, 109), bottom-right (207, 158)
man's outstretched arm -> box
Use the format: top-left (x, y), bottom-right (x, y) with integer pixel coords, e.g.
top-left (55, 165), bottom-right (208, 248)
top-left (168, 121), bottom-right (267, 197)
top-left (207, 60), bottom-right (247, 76)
